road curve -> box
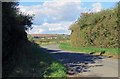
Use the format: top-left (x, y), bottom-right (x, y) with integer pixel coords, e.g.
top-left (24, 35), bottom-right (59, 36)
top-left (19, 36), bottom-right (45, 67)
top-left (42, 44), bottom-right (119, 77)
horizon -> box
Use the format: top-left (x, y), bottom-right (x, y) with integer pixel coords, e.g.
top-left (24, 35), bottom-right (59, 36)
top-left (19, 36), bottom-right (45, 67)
top-left (28, 33), bottom-right (71, 35)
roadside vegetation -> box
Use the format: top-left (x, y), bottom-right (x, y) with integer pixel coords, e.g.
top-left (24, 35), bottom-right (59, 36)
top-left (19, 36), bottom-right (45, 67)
top-left (2, 2), bottom-right (66, 77)
top-left (59, 2), bottom-right (120, 58)
top-left (70, 2), bottom-right (119, 48)
top-left (9, 42), bottom-right (66, 77)
top-left (59, 42), bottom-right (119, 56)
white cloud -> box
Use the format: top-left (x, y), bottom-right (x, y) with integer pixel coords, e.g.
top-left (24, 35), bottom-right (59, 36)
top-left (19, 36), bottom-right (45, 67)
top-left (19, 0), bottom-right (82, 34)
top-left (26, 25), bottom-right (44, 34)
top-left (19, 0), bottom-right (82, 24)
top-left (18, 5), bottom-right (42, 15)
top-left (19, 0), bottom-right (119, 2)
top-left (92, 2), bottom-right (102, 12)
top-left (49, 27), bottom-right (64, 31)
top-left (27, 22), bottom-right (72, 34)
top-left (47, 22), bottom-right (72, 31)
top-left (19, 1), bottom-right (104, 34)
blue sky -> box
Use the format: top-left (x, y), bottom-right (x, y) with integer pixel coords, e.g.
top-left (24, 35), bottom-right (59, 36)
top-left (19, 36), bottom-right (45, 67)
top-left (18, 0), bottom-right (117, 34)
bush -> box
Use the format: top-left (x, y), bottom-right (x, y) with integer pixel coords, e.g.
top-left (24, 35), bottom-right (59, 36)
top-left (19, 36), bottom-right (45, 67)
top-left (70, 3), bottom-right (119, 48)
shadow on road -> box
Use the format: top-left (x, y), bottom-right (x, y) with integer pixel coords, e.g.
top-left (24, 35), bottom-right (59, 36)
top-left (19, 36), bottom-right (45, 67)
top-left (43, 48), bottom-right (104, 75)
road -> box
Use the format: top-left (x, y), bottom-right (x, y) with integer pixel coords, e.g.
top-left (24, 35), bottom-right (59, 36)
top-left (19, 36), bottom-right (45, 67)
top-left (42, 44), bottom-right (119, 77)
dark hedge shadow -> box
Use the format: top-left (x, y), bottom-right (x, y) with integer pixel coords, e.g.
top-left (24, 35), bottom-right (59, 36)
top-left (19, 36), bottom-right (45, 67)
top-left (43, 48), bottom-right (105, 75)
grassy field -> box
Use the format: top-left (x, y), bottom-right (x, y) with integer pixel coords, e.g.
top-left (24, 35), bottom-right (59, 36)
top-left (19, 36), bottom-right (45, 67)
top-left (59, 42), bottom-right (119, 58)
top-left (9, 43), bottom-right (66, 77)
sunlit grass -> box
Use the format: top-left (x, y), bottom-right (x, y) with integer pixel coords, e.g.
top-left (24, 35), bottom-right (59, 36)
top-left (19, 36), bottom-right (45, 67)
top-left (59, 42), bottom-right (119, 55)
top-left (44, 62), bottom-right (66, 77)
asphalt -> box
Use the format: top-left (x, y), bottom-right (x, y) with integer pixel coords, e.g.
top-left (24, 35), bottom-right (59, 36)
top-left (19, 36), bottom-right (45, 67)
top-left (42, 44), bottom-right (119, 77)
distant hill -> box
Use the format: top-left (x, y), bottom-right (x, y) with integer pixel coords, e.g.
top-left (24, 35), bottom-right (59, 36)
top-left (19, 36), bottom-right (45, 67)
top-left (69, 3), bottom-right (119, 48)
top-left (30, 34), bottom-right (58, 38)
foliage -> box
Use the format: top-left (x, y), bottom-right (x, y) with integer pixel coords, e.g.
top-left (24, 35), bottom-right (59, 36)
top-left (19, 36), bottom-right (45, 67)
top-left (2, 2), bottom-right (33, 58)
top-left (27, 34), bottom-right (34, 42)
top-left (8, 43), bottom-right (66, 77)
top-left (70, 3), bottom-right (119, 48)
top-left (2, 2), bottom-right (33, 77)
top-left (2, 2), bottom-right (66, 77)
top-left (116, 2), bottom-right (120, 48)
top-left (44, 62), bottom-right (66, 77)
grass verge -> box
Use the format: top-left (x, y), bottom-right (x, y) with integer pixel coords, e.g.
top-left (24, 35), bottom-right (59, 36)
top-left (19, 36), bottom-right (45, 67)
top-left (59, 42), bottom-right (120, 58)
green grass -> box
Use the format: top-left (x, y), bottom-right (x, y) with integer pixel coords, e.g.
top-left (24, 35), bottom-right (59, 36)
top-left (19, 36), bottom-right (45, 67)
top-left (59, 42), bottom-right (119, 55)
top-left (44, 62), bottom-right (66, 77)
top-left (9, 43), bottom-right (66, 77)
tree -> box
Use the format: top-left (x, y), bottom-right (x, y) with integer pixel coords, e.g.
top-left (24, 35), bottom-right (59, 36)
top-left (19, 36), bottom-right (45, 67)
top-left (2, 2), bottom-right (33, 58)
top-left (69, 2), bottom-right (119, 48)
top-left (2, 2), bottom-right (33, 76)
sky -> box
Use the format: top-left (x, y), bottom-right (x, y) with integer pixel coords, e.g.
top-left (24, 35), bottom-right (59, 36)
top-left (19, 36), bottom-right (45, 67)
top-left (18, 0), bottom-right (117, 34)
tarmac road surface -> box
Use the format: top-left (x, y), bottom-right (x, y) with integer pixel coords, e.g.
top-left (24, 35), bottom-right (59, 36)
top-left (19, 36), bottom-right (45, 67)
top-left (42, 44), bottom-right (119, 77)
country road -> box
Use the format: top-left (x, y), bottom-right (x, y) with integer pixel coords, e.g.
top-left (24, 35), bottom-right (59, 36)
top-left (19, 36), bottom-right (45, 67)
top-left (42, 44), bottom-right (119, 77)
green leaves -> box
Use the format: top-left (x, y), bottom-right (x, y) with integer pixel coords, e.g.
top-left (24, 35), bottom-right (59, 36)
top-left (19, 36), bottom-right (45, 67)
top-left (2, 2), bottom-right (33, 76)
top-left (70, 2), bottom-right (119, 48)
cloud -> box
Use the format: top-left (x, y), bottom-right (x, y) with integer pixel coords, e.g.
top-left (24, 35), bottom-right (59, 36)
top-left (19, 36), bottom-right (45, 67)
top-left (19, 0), bottom-right (82, 25)
top-left (19, 1), bottom-right (103, 34)
top-left (49, 27), bottom-right (65, 31)
top-left (19, 0), bottom-right (82, 34)
top-left (19, 0), bottom-right (119, 2)
top-left (27, 22), bottom-right (72, 34)
top-left (26, 25), bottom-right (44, 34)
top-left (92, 2), bottom-right (102, 12)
